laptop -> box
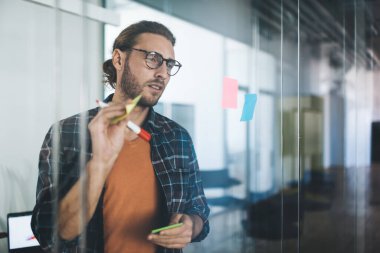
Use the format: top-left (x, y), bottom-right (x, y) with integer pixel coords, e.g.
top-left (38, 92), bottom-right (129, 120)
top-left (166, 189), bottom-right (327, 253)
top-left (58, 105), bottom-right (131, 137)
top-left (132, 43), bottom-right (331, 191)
top-left (7, 211), bottom-right (44, 253)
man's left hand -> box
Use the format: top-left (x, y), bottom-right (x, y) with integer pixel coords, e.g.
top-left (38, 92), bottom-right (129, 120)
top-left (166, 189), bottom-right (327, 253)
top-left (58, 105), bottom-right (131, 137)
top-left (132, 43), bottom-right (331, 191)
top-left (147, 213), bottom-right (194, 249)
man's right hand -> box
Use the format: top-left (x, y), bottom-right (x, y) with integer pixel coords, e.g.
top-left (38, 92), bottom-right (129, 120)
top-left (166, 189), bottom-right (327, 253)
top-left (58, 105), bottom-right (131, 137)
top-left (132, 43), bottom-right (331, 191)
top-left (88, 103), bottom-right (128, 176)
top-left (59, 103), bottom-right (129, 240)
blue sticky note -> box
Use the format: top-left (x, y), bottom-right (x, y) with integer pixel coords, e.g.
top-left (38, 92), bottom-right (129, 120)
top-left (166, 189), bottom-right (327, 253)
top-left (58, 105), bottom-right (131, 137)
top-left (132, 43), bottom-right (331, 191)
top-left (240, 94), bottom-right (257, 121)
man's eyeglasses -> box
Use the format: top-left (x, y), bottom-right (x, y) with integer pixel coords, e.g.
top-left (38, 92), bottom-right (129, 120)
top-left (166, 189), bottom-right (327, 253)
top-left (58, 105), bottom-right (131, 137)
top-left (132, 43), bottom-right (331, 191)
top-left (129, 48), bottom-right (182, 76)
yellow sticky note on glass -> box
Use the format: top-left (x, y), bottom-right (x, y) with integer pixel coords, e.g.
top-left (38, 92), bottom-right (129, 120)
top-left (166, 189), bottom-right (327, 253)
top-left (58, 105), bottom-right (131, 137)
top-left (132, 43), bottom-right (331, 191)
top-left (222, 77), bottom-right (238, 109)
top-left (110, 94), bottom-right (142, 124)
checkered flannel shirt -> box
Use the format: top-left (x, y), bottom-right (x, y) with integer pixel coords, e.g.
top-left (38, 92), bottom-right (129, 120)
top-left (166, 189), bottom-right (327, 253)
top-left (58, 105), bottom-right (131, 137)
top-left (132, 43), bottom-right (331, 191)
top-left (31, 94), bottom-right (210, 253)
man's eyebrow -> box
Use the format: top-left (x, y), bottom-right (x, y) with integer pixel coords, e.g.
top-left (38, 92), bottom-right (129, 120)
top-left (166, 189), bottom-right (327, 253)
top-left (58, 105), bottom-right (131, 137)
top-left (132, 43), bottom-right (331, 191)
top-left (162, 54), bottom-right (175, 61)
top-left (151, 50), bottom-right (175, 60)
top-left (163, 54), bottom-right (176, 61)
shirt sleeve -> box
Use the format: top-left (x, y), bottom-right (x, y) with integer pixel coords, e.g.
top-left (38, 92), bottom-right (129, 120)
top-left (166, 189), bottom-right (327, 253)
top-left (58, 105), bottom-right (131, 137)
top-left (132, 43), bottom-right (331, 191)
top-left (31, 124), bottom-right (80, 252)
top-left (183, 136), bottom-right (210, 242)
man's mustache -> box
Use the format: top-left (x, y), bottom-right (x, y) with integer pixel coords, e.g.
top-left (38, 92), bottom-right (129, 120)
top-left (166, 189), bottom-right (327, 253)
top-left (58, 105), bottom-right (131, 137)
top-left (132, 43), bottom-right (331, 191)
top-left (145, 78), bottom-right (165, 86)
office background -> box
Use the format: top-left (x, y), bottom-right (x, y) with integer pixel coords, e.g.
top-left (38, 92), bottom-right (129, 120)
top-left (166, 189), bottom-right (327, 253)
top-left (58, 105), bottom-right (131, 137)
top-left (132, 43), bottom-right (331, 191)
top-left (1, 0), bottom-right (380, 252)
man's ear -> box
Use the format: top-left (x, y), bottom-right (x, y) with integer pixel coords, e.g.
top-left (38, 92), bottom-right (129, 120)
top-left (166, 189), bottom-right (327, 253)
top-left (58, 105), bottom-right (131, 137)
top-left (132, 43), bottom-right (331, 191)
top-left (112, 49), bottom-right (124, 71)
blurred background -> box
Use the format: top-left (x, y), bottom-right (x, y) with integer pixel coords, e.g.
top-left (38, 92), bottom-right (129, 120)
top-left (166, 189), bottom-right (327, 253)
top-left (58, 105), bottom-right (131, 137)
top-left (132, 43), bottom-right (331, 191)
top-left (1, 0), bottom-right (380, 252)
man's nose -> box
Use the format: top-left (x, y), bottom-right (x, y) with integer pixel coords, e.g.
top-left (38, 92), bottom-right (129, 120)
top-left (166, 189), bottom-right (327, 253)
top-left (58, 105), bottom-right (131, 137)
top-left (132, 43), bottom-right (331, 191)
top-left (154, 63), bottom-right (169, 80)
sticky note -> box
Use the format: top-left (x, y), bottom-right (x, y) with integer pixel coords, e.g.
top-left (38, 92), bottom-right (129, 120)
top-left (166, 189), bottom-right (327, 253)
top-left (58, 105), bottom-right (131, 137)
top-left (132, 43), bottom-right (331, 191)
top-left (126, 94), bottom-right (142, 114)
top-left (222, 77), bottom-right (238, 108)
top-left (110, 94), bottom-right (142, 124)
top-left (240, 94), bottom-right (257, 121)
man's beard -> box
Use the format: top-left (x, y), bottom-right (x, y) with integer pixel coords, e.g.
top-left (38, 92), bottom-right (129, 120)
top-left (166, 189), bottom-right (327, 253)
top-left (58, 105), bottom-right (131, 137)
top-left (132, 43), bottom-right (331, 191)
top-left (120, 60), bottom-right (163, 107)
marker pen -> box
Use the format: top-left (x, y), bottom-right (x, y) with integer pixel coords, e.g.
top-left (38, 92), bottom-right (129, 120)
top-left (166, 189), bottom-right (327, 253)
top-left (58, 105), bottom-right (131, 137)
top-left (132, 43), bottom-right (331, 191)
top-left (151, 223), bottom-right (183, 234)
top-left (96, 99), bottom-right (151, 142)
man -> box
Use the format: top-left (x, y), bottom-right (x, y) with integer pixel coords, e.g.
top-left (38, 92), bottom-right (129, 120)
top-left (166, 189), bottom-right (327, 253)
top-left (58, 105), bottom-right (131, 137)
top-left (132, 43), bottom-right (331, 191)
top-left (31, 20), bottom-right (210, 253)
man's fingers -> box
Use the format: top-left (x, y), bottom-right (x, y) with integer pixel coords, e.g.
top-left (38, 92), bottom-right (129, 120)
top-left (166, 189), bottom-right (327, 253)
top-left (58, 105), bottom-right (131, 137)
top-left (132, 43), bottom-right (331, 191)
top-left (159, 225), bottom-right (187, 236)
top-left (151, 236), bottom-right (190, 243)
top-left (91, 105), bottom-right (126, 125)
top-left (148, 235), bottom-right (191, 247)
top-left (150, 240), bottom-right (189, 249)
top-left (100, 110), bottom-right (127, 122)
top-left (148, 227), bottom-right (192, 241)
top-left (150, 231), bottom-right (190, 240)
top-left (148, 217), bottom-right (192, 249)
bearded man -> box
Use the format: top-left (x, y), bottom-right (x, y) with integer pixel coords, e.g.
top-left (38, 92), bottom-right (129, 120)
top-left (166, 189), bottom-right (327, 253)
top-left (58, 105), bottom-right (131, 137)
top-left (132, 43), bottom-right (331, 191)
top-left (31, 20), bottom-right (210, 253)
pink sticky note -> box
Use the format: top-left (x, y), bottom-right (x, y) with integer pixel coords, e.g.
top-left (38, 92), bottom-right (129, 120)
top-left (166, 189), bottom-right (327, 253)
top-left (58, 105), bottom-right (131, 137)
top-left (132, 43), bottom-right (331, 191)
top-left (222, 77), bottom-right (238, 108)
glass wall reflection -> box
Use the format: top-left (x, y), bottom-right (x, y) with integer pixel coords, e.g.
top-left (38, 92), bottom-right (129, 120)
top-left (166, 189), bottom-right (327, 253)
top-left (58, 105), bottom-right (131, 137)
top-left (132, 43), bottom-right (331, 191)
top-left (1, 0), bottom-right (379, 252)
top-left (104, 1), bottom-right (378, 252)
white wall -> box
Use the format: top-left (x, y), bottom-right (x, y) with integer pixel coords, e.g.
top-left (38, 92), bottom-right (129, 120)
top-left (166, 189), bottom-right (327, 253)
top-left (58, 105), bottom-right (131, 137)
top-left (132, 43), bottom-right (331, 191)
top-left (344, 66), bottom-right (373, 168)
top-left (0, 0), bottom-right (106, 251)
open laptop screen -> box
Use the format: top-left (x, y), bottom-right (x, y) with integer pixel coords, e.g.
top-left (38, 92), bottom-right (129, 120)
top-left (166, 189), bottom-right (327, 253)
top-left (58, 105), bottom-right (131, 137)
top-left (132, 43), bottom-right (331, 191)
top-left (7, 212), bottom-right (43, 253)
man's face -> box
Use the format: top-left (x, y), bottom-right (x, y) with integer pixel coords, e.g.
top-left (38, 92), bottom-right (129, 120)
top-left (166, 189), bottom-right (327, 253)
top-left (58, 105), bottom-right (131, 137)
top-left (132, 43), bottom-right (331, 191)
top-left (120, 33), bottom-right (175, 107)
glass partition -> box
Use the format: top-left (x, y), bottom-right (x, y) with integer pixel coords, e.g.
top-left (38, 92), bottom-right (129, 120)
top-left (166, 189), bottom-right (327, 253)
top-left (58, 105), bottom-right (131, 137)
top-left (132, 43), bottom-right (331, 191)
top-left (1, 0), bottom-right (379, 252)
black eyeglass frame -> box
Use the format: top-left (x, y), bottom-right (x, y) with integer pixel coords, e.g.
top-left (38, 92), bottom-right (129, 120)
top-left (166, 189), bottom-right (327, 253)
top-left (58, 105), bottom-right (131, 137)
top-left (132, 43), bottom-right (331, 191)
top-left (127, 48), bottom-right (182, 76)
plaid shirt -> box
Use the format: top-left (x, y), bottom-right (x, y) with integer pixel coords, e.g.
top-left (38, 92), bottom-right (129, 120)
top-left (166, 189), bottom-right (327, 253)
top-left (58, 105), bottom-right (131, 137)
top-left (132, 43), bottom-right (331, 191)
top-left (31, 95), bottom-right (210, 253)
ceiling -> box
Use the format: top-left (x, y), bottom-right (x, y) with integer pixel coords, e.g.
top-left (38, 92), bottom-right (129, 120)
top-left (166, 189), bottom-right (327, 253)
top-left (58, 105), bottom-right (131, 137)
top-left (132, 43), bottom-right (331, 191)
top-left (107, 0), bottom-right (380, 66)
top-left (365, 0), bottom-right (380, 62)
top-left (255, 0), bottom-right (380, 67)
